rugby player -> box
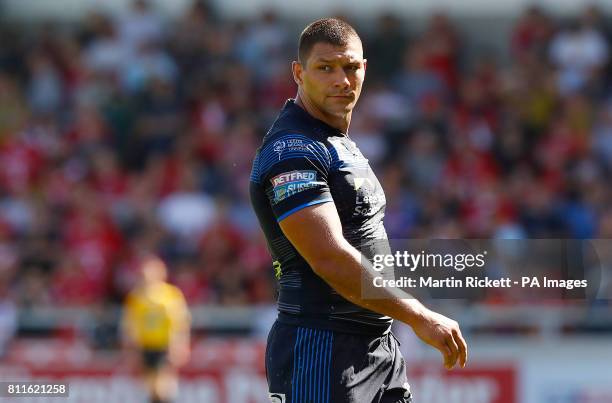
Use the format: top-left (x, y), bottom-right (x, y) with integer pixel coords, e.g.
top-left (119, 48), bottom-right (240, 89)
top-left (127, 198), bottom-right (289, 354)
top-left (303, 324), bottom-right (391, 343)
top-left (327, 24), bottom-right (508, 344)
top-left (122, 255), bottom-right (191, 403)
top-left (250, 18), bottom-right (467, 402)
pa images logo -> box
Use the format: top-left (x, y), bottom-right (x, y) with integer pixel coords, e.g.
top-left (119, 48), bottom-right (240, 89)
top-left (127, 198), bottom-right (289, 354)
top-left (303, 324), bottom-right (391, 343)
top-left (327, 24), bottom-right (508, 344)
top-left (269, 393), bottom-right (286, 403)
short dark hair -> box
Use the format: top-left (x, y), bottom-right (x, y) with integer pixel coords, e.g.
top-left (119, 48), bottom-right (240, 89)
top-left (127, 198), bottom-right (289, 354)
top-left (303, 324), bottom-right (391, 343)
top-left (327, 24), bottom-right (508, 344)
top-left (298, 18), bottom-right (361, 63)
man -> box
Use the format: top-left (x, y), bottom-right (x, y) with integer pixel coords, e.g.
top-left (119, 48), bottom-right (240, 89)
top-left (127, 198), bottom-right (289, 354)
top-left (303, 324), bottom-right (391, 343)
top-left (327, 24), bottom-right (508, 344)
top-left (250, 18), bottom-right (467, 402)
top-left (122, 255), bottom-right (191, 403)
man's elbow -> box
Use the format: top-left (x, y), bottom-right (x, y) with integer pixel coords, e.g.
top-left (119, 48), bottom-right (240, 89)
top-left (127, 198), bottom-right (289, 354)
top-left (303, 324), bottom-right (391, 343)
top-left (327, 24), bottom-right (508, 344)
top-left (309, 258), bottom-right (335, 279)
top-left (307, 248), bottom-right (352, 281)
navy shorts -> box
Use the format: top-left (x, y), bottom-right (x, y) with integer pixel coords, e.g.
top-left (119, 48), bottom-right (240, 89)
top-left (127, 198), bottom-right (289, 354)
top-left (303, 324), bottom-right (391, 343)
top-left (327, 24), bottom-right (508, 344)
top-left (265, 321), bottom-right (412, 403)
top-left (141, 349), bottom-right (168, 370)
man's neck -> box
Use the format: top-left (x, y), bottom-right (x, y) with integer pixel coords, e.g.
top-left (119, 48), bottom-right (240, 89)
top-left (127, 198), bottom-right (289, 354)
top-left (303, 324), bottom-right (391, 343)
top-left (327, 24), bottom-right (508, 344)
top-left (295, 93), bottom-right (350, 134)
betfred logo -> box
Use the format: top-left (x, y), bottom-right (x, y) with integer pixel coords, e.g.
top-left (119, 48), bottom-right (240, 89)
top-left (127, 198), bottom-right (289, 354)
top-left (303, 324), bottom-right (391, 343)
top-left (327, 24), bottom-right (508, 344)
top-left (270, 170), bottom-right (319, 204)
top-left (271, 171), bottom-right (316, 187)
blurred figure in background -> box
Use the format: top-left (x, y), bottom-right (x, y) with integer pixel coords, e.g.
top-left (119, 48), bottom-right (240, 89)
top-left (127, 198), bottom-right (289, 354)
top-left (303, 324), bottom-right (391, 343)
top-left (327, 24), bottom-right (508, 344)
top-left (0, 277), bottom-right (17, 358)
top-left (121, 255), bottom-right (191, 403)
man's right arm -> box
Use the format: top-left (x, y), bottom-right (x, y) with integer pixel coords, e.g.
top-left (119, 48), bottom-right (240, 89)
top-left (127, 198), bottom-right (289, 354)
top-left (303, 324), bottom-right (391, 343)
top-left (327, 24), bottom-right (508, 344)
top-left (278, 201), bottom-right (468, 369)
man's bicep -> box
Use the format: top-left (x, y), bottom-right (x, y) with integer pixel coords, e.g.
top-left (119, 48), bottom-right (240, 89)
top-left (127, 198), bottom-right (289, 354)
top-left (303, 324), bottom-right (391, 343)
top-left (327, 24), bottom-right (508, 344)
top-left (278, 201), bottom-right (347, 269)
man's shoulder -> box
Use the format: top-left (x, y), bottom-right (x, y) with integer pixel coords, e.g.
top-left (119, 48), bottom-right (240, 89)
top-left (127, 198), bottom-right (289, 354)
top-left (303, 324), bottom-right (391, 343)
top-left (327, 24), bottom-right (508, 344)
top-left (256, 108), bottom-right (333, 165)
top-left (260, 100), bottom-right (330, 147)
top-left (262, 119), bottom-right (326, 148)
top-left (256, 130), bottom-right (332, 170)
top-left (124, 287), bottom-right (145, 308)
top-left (250, 128), bottom-right (333, 187)
top-left (250, 102), bottom-right (336, 183)
top-left (261, 130), bottom-right (327, 153)
top-left (161, 283), bottom-right (184, 299)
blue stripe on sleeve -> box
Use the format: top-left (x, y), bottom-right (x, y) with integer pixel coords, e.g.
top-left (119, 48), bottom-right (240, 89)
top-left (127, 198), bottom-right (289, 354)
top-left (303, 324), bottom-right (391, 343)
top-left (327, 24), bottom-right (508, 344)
top-left (276, 198), bottom-right (333, 222)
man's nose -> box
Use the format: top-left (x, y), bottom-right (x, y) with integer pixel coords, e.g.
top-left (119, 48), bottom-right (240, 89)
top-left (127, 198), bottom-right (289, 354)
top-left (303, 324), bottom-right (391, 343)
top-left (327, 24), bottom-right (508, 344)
top-left (333, 71), bottom-right (351, 89)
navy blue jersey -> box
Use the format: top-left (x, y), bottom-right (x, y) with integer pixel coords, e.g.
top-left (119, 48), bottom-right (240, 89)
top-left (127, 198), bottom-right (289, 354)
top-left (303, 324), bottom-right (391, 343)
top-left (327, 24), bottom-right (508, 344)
top-left (250, 99), bottom-right (392, 335)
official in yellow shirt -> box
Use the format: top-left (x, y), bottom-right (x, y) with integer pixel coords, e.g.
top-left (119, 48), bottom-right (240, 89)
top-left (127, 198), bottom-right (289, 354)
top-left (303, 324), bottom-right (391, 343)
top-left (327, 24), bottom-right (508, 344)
top-left (122, 255), bottom-right (191, 403)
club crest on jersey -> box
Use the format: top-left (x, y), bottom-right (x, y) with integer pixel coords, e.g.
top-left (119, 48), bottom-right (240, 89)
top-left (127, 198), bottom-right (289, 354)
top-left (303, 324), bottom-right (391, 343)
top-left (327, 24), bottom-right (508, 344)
top-left (353, 177), bottom-right (374, 190)
top-left (270, 170), bottom-right (318, 204)
top-left (353, 176), bottom-right (385, 216)
top-left (273, 140), bottom-right (286, 159)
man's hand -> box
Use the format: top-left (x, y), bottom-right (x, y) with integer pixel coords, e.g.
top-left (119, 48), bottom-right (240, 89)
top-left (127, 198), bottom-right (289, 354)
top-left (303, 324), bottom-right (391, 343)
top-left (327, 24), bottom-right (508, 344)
top-left (410, 308), bottom-right (468, 369)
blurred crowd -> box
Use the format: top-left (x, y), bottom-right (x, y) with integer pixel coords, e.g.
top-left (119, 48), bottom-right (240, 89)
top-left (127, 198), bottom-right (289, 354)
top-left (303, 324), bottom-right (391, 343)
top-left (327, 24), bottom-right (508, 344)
top-left (0, 0), bottom-right (612, 318)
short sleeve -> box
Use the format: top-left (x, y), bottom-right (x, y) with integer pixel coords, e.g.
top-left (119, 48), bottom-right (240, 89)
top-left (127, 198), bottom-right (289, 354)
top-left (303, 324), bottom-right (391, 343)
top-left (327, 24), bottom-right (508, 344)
top-left (256, 133), bottom-right (334, 221)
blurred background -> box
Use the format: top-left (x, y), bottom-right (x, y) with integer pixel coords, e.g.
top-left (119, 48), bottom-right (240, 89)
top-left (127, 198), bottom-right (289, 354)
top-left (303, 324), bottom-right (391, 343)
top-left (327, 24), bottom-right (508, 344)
top-left (0, 0), bottom-right (611, 402)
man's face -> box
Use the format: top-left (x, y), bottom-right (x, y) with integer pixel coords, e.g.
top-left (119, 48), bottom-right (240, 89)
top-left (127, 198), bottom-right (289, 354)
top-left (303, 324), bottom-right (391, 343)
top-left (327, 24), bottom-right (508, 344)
top-left (141, 257), bottom-right (167, 284)
top-left (294, 38), bottom-right (367, 120)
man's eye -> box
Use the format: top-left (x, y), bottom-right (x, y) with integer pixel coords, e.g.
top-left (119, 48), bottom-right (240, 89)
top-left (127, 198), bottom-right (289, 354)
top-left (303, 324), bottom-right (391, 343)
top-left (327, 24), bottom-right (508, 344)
top-left (319, 65), bottom-right (332, 71)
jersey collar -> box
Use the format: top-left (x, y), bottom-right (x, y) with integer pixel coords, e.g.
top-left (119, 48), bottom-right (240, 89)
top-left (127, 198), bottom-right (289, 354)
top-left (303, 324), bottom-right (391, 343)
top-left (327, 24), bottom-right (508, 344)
top-left (282, 98), bottom-right (346, 138)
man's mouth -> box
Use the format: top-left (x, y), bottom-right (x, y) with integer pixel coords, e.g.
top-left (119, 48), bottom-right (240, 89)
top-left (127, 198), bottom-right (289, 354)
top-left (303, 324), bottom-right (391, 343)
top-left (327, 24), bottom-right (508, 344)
top-left (329, 95), bottom-right (354, 100)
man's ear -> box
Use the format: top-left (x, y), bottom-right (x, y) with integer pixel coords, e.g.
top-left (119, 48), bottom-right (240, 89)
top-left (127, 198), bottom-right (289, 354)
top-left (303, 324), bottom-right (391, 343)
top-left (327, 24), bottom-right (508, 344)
top-left (363, 58), bottom-right (367, 72)
top-left (292, 60), bottom-right (303, 86)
